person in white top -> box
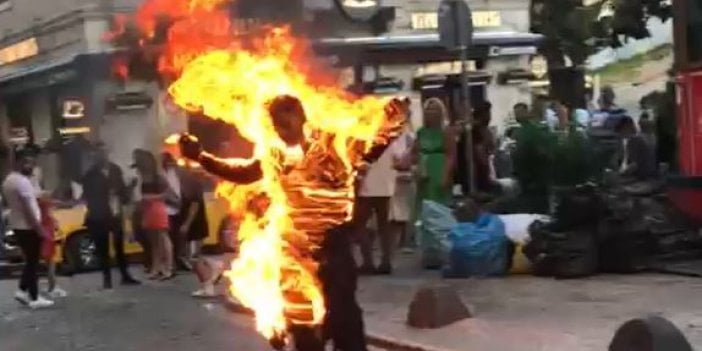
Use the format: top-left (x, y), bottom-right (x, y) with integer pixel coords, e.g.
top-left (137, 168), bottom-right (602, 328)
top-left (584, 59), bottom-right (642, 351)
top-left (355, 122), bottom-right (410, 275)
top-left (2, 148), bottom-right (54, 309)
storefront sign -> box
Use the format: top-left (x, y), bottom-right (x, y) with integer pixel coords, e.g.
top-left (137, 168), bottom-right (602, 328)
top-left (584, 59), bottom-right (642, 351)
top-left (411, 11), bottom-right (501, 30)
top-left (0, 38), bottom-right (38, 66)
top-left (335, 0), bottom-right (381, 21)
top-left (530, 55), bottom-right (548, 79)
top-left (58, 126), bottom-right (91, 135)
top-left (62, 100), bottom-right (85, 119)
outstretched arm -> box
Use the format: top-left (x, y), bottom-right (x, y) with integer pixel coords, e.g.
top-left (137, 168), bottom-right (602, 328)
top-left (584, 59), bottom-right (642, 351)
top-left (179, 134), bottom-right (263, 184)
top-left (356, 98), bottom-right (409, 167)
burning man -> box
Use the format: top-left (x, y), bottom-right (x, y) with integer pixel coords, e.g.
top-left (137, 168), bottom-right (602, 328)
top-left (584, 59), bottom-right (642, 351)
top-left (179, 94), bottom-right (407, 351)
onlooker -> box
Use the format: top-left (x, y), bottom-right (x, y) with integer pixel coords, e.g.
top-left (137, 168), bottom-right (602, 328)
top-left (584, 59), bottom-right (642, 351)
top-left (3, 148), bottom-right (53, 308)
top-left (593, 85), bottom-right (628, 129)
top-left (161, 152), bottom-right (187, 270)
top-left (136, 151), bottom-right (174, 280)
top-left (180, 168), bottom-right (208, 260)
top-left (415, 97), bottom-right (455, 208)
top-left (356, 123), bottom-right (409, 275)
top-left (612, 116), bottom-right (657, 182)
top-left (392, 121), bottom-right (416, 252)
top-left (38, 191), bottom-right (67, 299)
top-left (81, 142), bottom-right (140, 289)
top-left (129, 149), bottom-right (151, 272)
top-left (513, 102), bottom-right (531, 125)
top-left (473, 101), bottom-right (497, 193)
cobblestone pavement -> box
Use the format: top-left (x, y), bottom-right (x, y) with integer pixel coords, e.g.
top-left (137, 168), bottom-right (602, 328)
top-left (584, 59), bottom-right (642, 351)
top-left (0, 271), bottom-right (269, 351)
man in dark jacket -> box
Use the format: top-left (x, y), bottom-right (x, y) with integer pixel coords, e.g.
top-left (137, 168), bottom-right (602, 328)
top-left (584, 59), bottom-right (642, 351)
top-left (81, 142), bottom-right (140, 289)
top-left (612, 116), bottom-right (657, 182)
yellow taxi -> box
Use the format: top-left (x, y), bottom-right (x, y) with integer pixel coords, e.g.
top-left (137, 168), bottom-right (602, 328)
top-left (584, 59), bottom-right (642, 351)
top-left (53, 192), bottom-right (236, 273)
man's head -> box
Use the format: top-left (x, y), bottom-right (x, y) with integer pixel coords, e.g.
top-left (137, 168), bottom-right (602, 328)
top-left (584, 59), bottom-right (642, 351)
top-left (162, 152), bottom-right (177, 170)
top-left (615, 116), bottom-right (637, 137)
top-left (93, 141), bottom-right (109, 167)
top-left (14, 148), bottom-right (36, 176)
top-left (513, 102), bottom-right (530, 123)
top-left (268, 95), bottom-right (307, 146)
top-left (600, 85), bottom-right (616, 108)
top-left (474, 101), bottom-right (492, 128)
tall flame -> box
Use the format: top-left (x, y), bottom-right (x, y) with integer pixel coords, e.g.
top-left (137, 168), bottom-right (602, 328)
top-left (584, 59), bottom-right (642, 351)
top-left (120, 0), bottom-right (402, 342)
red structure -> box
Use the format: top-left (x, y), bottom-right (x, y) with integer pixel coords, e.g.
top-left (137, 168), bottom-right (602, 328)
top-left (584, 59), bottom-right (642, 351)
top-left (668, 0), bottom-right (702, 222)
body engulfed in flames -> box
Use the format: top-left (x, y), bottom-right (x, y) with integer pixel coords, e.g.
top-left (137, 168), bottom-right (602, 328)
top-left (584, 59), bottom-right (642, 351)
top-left (120, 0), bottom-right (404, 341)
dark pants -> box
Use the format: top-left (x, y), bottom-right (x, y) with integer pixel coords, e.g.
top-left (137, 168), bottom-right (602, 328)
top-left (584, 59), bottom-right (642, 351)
top-left (132, 208), bottom-right (151, 270)
top-left (15, 229), bottom-right (41, 300)
top-left (168, 215), bottom-right (187, 265)
top-left (355, 196), bottom-right (392, 268)
top-left (86, 217), bottom-right (130, 286)
top-left (289, 223), bottom-right (368, 351)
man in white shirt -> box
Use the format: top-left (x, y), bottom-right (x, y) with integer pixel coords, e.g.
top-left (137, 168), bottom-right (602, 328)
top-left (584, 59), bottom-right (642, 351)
top-left (3, 148), bottom-right (53, 309)
top-left (355, 135), bottom-right (408, 275)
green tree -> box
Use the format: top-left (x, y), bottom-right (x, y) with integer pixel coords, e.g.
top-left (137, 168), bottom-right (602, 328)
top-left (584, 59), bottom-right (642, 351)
top-left (530, 0), bottom-right (672, 107)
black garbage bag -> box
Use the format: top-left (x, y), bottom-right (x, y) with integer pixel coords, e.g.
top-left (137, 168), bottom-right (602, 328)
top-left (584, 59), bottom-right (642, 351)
top-left (552, 185), bottom-right (604, 230)
top-left (597, 217), bottom-right (653, 273)
top-left (525, 220), bottom-right (598, 279)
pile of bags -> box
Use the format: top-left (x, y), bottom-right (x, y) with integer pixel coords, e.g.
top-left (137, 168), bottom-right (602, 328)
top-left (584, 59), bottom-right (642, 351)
top-left (418, 200), bottom-right (545, 278)
top-left (524, 184), bottom-right (702, 279)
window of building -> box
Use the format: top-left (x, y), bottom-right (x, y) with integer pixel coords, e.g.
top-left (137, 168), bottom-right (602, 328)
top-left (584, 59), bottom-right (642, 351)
top-left (0, 1), bottom-right (11, 13)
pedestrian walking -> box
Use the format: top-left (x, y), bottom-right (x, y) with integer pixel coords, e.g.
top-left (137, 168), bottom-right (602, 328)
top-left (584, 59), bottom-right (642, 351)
top-left (3, 148), bottom-right (53, 308)
top-left (136, 151), bottom-right (174, 280)
top-left (81, 142), bottom-right (140, 289)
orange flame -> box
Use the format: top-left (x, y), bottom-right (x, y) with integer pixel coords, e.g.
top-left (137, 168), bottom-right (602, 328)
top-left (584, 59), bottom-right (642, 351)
top-left (123, 0), bottom-right (404, 342)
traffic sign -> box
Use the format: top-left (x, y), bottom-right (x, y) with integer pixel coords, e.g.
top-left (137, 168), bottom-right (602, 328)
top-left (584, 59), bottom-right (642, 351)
top-left (438, 0), bottom-right (473, 50)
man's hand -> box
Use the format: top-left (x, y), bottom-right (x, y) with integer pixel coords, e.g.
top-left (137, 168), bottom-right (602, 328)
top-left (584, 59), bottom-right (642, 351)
top-left (179, 133), bottom-right (203, 161)
top-left (384, 97), bottom-right (410, 125)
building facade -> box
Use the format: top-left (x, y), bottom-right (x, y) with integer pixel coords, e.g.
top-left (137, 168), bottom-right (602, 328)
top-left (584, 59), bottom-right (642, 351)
top-left (0, 0), bottom-right (540, 191)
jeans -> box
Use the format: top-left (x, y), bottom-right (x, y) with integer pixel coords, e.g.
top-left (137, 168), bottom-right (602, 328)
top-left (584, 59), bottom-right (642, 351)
top-left (15, 229), bottom-right (41, 300)
top-left (86, 217), bottom-right (130, 286)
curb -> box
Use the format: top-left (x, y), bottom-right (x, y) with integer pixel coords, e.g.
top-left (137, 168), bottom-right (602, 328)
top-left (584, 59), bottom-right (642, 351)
top-left (221, 297), bottom-right (454, 351)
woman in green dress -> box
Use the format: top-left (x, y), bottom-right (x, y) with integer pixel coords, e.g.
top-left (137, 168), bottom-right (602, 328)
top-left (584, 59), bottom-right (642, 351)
top-left (414, 98), bottom-right (456, 210)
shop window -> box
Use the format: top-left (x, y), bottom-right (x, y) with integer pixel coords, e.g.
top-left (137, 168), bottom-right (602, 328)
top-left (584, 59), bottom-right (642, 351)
top-left (0, 1), bottom-right (11, 13)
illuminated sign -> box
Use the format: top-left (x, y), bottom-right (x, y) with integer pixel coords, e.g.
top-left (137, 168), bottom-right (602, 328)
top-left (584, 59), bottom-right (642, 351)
top-left (58, 127), bottom-right (91, 135)
top-left (0, 38), bottom-right (38, 65)
top-left (335, 0), bottom-right (380, 21)
top-left (62, 100), bottom-right (85, 119)
top-left (411, 11), bottom-right (501, 30)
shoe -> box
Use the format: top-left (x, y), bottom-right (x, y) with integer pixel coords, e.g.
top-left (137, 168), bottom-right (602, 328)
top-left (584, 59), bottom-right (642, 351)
top-left (375, 263), bottom-right (393, 275)
top-left (47, 287), bottom-right (68, 299)
top-left (103, 280), bottom-right (113, 290)
top-left (28, 296), bottom-right (54, 309)
top-left (121, 277), bottom-right (141, 286)
top-left (14, 290), bottom-right (30, 305)
top-left (159, 272), bottom-right (176, 281)
top-left (176, 258), bottom-right (193, 271)
top-left (400, 247), bottom-right (415, 254)
top-left (192, 285), bottom-right (216, 298)
top-left (357, 265), bottom-right (376, 276)
top-left (148, 272), bottom-right (163, 280)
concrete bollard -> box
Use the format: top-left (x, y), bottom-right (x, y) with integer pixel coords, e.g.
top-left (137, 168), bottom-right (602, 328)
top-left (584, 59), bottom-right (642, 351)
top-left (406, 284), bottom-right (472, 329)
top-left (609, 315), bottom-right (692, 351)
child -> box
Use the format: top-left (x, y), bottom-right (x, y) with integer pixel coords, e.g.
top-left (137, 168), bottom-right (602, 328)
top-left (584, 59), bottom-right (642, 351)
top-left (38, 192), bottom-right (67, 298)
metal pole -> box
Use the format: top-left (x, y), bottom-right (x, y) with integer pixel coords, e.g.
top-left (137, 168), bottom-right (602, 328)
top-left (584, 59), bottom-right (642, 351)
top-left (452, 0), bottom-right (474, 194)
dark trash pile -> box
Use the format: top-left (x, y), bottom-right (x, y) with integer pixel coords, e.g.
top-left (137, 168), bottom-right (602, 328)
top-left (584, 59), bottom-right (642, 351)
top-left (524, 183), bottom-right (702, 279)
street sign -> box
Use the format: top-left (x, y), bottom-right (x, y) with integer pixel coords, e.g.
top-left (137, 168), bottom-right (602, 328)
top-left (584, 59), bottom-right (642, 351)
top-left (438, 0), bottom-right (473, 50)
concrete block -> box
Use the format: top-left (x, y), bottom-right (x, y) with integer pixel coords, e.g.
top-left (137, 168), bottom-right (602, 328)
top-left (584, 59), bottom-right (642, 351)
top-left (406, 285), bottom-right (472, 329)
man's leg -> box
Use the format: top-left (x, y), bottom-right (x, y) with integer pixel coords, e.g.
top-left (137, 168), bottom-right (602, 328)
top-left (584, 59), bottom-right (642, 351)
top-left (169, 215), bottom-right (189, 270)
top-left (373, 197), bottom-right (393, 274)
top-left (88, 221), bottom-right (112, 288)
top-left (320, 223), bottom-right (368, 351)
top-left (16, 230), bottom-right (41, 301)
top-left (354, 197), bottom-right (375, 272)
top-left (111, 218), bottom-right (138, 284)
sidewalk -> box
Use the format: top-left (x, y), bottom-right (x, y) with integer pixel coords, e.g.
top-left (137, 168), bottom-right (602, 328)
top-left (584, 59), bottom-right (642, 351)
top-left (357, 254), bottom-right (702, 351)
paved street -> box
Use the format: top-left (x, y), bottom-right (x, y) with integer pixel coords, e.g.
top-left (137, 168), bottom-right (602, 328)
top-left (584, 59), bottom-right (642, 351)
top-left (0, 271), bottom-right (269, 351)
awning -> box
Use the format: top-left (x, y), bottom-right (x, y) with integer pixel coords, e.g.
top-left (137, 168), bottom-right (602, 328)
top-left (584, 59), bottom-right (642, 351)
top-left (313, 31), bottom-right (544, 65)
top-left (0, 54), bottom-right (77, 85)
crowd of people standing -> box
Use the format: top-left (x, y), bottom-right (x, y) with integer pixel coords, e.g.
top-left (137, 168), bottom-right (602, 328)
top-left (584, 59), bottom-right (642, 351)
top-left (4, 142), bottom-right (209, 309)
